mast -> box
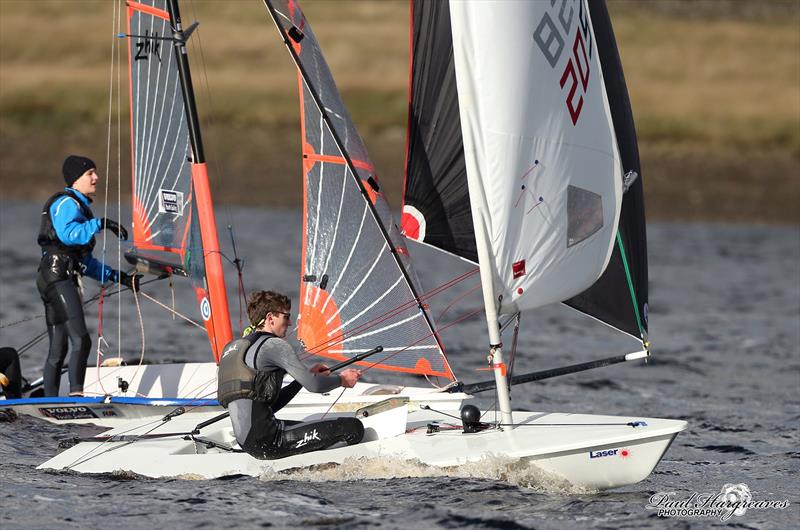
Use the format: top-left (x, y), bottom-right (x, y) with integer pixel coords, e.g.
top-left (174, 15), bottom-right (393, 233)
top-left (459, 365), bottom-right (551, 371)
top-left (166, 0), bottom-right (232, 361)
top-left (468, 175), bottom-right (514, 429)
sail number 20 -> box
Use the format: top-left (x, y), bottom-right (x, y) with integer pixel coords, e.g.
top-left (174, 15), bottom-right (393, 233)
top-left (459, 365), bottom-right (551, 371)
top-left (533, 0), bottom-right (594, 126)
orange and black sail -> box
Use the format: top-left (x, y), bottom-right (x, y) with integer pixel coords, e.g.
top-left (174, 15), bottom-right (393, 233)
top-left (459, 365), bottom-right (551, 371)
top-left (125, 0), bottom-right (232, 360)
top-left (264, 0), bottom-right (453, 380)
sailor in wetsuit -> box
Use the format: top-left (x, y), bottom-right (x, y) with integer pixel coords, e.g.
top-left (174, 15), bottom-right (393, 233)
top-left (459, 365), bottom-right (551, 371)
top-left (36, 155), bottom-right (140, 397)
top-left (218, 290), bottom-right (365, 459)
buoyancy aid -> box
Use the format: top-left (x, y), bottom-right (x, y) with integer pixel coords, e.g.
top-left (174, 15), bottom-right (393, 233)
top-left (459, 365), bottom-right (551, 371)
top-left (37, 190), bottom-right (96, 279)
top-left (217, 332), bottom-right (285, 408)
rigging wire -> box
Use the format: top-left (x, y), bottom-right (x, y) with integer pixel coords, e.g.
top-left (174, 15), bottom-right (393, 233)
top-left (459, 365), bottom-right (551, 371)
top-left (9, 277), bottom-right (165, 358)
top-left (358, 306), bottom-right (484, 375)
top-left (94, 287), bottom-right (110, 396)
top-left (319, 387), bottom-right (347, 420)
top-left (436, 283), bottom-right (482, 322)
top-left (506, 312), bottom-right (521, 392)
top-left (115, 0), bottom-right (124, 367)
top-left (185, 0), bottom-right (250, 333)
top-left (92, 0), bottom-right (125, 398)
top-left (61, 389), bottom-right (220, 468)
top-left (301, 267), bottom-right (479, 356)
top-left (137, 292), bottom-right (205, 330)
top-left (123, 285), bottom-right (148, 391)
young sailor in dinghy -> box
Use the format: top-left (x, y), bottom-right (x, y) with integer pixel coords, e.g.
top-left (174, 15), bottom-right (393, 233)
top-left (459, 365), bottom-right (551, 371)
top-left (218, 290), bottom-right (364, 459)
top-left (36, 155), bottom-right (141, 397)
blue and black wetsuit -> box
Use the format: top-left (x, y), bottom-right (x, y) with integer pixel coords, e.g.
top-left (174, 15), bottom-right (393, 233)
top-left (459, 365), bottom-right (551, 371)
top-left (36, 188), bottom-right (120, 396)
top-left (219, 331), bottom-right (364, 459)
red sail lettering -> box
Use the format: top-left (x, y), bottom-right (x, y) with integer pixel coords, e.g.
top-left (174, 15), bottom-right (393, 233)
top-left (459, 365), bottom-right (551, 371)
top-left (559, 59), bottom-right (583, 125)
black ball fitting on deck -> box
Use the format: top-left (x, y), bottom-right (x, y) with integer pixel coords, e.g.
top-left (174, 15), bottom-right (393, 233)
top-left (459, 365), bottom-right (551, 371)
top-left (461, 404), bottom-right (486, 434)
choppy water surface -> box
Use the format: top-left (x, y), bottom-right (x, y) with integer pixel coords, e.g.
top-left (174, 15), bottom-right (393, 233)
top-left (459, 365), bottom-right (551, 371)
top-left (1, 201), bottom-right (798, 529)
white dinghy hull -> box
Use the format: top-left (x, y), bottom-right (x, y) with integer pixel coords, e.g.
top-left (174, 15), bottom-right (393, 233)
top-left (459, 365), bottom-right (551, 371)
top-left (39, 406), bottom-right (686, 491)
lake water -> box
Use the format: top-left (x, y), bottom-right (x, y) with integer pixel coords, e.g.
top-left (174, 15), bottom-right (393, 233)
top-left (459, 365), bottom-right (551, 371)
top-left (1, 201), bottom-right (798, 529)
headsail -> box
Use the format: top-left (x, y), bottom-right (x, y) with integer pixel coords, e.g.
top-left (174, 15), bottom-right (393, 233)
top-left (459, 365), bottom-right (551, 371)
top-left (403, 0), bottom-right (646, 342)
top-left (263, 0), bottom-right (453, 379)
top-left (126, 0), bottom-right (231, 359)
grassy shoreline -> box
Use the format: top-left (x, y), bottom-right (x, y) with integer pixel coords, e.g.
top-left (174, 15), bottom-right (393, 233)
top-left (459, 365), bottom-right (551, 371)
top-left (1, 0), bottom-right (798, 223)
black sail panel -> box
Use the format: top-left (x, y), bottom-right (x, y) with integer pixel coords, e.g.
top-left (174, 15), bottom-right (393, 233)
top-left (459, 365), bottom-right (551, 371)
top-left (564, 0), bottom-right (649, 340)
top-left (401, 0), bottom-right (477, 263)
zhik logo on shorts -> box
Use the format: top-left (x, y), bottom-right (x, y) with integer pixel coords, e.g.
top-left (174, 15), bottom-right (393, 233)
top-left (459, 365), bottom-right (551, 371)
top-left (295, 429), bottom-right (321, 448)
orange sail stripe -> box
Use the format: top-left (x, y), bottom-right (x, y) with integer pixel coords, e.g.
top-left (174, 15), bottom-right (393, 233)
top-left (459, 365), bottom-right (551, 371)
top-left (302, 153), bottom-right (374, 173)
top-left (131, 194), bottom-right (150, 246)
top-left (298, 285), bottom-right (342, 358)
top-left (299, 284), bottom-right (451, 378)
top-left (127, 1), bottom-right (169, 20)
top-left (361, 180), bottom-right (381, 205)
top-left (131, 194), bottom-right (188, 255)
top-left (298, 70), bottom-right (311, 345)
top-left (178, 201), bottom-right (194, 261)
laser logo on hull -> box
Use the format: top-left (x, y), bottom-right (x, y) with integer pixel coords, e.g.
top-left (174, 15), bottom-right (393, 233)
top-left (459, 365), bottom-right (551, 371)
top-left (589, 447), bottom-right (630, 459)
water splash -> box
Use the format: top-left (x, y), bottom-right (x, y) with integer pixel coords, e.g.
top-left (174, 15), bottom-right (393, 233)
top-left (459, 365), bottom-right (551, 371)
top-left (259, 454), bottom-right (593, 494)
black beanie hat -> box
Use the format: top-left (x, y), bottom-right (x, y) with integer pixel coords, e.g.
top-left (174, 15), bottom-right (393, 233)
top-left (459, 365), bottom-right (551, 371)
top-left (62, 155), bottom-right (96, 187)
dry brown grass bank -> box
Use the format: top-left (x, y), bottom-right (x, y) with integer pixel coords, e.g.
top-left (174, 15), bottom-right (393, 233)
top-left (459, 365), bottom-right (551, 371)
top-left (1, 0), bottom-right (798, 223)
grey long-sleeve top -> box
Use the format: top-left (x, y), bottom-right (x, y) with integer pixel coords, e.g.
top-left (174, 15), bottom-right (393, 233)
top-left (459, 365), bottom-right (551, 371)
top-left (228, 333), bottom-right (341, 446)
top-left (244, 334), bottom-right (341, 394)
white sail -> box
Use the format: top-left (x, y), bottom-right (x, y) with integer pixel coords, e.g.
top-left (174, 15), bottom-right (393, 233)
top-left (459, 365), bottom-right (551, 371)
top-left (449, 0), bottom-right (623, 312)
